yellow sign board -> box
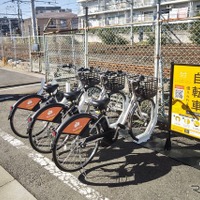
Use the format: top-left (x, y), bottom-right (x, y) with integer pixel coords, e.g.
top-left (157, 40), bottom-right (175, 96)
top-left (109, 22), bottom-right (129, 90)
top-left (169, 63), bottom-right (200, 139)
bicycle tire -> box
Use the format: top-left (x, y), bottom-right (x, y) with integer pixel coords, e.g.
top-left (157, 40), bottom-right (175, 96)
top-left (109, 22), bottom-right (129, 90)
top-left (87, 86), bottom-right (102, 99)
top-left (52, 113), bottom-right (99, 172)
top-left (28, 103), bottom-right (68, 153)
top-left (106, 91), bottom-right (126, 124)
top-left (79, 86), bottom-right (102, 112)
top-left (9, 94), bottom-right (43, 138)
top-left (129, 98), bottom-right (155, 138)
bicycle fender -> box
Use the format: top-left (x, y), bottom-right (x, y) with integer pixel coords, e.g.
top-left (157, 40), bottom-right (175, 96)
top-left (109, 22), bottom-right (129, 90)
top-left (56, 113), bottom-right (97, 136)
top-left (8, 94), bottom-right (43, 120)
top-left (30, 103), bottom-right (66, 124)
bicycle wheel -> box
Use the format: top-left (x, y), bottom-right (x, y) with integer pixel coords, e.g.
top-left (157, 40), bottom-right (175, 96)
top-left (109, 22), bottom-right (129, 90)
top-left (10, 108), bottom-right (35, 138)
top-left (106, 91), bottom-right (126, 124)
top-left (79, 86), bottom-right (102, 112)
top-left (28, 104), bottom-right (68, 153)
top-left (52, 115), bottom-right (100, 172)
top-left (29, 121), bottom-right (57, 153)
top-left (87, 86), bottom-right (101, 100)
top-left (9, 95), bottom-right (43, 138)
top-left (130, 98), bottom-right (155, 137)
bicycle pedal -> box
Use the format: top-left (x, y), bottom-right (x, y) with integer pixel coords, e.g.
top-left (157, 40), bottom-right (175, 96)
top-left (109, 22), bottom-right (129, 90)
top-left (117, 123), bottom-right (126, 129)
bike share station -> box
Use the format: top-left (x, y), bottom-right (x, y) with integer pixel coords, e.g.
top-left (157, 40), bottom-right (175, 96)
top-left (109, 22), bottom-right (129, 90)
top-left (146, 63), bottom-right (200, 170)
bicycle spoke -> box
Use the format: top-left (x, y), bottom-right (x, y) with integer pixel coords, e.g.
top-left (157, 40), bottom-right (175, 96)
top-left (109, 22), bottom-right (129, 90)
top-left (53, 121), bottom-right (100, 172)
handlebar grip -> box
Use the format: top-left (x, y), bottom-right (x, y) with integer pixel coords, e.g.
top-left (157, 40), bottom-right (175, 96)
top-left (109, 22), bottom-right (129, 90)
top-left (77, 67), bottom-right (91, 72)
top-left (138, 75), bottom-right (145, 81)
top-left (59, 63), bottom-right (73, 69)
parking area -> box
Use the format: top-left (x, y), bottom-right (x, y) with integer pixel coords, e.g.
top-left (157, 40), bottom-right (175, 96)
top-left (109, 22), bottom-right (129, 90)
top-left (0, 67), bottom-right (200, 200)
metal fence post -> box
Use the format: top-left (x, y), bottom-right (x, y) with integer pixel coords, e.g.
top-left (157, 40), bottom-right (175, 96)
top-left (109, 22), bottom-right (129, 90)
top-left (28, 35), bottom-right (33, 71)
top-left (13, 37), bottom-right (17, 62)
top-left (130, 0), bottom-right (134, 45)
top-left (154, 0), bottom-right (161, 79)
top-left (71, 34), bottom-right (76, 66)
top-left (153, 0), bottom-right (161, 125)
top-left (84, 6), bottom-right (89, 68)
top-left (44, 34), bottom-right (49, 82)
top-left (0, 32), bottom-right (4, 63)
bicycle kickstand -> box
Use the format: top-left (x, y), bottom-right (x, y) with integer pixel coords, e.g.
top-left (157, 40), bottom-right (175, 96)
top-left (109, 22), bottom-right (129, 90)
top-left (127, 129), bottom-right (139, 142)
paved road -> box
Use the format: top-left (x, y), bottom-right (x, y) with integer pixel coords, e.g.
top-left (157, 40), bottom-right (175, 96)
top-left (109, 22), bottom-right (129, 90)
top-left (0, 68), bottom-right (43, 88)
top-left (0, 68), bottom-right (200, 200)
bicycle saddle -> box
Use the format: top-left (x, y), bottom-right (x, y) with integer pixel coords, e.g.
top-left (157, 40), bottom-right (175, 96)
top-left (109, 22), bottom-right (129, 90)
top-left (64, 90), bottom-right (82, 101)
top-left (43, 83), bottom-right (59, 94)
top-left (90, 97), bottom-right (110, 110)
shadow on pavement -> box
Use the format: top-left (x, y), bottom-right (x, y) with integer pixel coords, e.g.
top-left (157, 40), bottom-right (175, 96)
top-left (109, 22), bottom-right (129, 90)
top-left (144, 130), bottom-right (200, 170)
top-left (78, 139), bottom-right (180, 187)
top-left (0, 94), bottom-right (32, 102)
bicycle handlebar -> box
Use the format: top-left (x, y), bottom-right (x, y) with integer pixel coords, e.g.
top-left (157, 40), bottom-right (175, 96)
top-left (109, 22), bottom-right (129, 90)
top-left (99, 70), bottom-right (126, 79)
top-left (62, 64), bottom-right (73, 68)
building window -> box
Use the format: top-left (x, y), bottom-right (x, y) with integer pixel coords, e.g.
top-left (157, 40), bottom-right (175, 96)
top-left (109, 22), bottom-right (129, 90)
top-left (196, 5), bottom-right (200, 16)
top-left (60, 19), bottom-right (66, 28)
top-left (144, 11), bottom-right (153, 21)
top-left (118, 14), bottom-right (125, 25)
top-left (107, 16), bottom-right (115, 25)
top-left (161, 9), bottom-right (170, 20)
top-left (49, 20), bottom-right (56, 28)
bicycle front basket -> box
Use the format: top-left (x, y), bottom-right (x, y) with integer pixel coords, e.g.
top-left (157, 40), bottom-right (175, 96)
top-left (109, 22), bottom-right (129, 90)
top-left (78, 70), bottom-right (100, 87)
top-left (128, 76), bottom-right (158, 99)
top-left (142, 76), bottom-right (158, 98)
top-left (102, 73), bottom-right (125, 92)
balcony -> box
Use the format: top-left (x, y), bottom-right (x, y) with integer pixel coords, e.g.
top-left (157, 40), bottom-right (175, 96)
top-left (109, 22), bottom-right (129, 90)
top-left (133, 0), bottom-right (156, 7)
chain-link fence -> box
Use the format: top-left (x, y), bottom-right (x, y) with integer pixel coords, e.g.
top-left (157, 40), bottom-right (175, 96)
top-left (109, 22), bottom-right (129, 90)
top-left (0, 36), bottom-right (30, 64)
top-left (1, 16), bottom-right (200, 121)
top-left (158, 18), bottom-right (200, 119)
top-left (87, 24), bottom-right (155, 75)
top-left (44, 34), bottom-right (85, 78)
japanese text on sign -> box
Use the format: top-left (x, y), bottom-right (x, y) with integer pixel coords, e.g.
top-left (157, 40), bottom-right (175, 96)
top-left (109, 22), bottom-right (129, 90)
top-left (170, 64), bottom-right (200, 139)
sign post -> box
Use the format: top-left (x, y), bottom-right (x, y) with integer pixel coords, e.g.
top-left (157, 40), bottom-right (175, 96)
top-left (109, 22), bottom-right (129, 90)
top-left (169, 63), bottom-right (200, 140)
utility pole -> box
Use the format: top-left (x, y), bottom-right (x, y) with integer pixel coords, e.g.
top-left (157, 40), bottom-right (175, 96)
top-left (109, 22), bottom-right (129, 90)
top-left (19, 4), bottom-right (23, 37)
top-left (31, 0), bottom-right (38, 44)
top-left (11, 0), bottom-right (23, 36)
top-left (17, 0), bottom-right (21, 33)
top-left (8, 19), bottom-right (12, 39)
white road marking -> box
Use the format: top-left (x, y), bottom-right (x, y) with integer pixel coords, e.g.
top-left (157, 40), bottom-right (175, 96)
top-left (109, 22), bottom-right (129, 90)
top-left (0, 96), bottom-right (14, 101)
top-left (0, 128), bottom-right (109, 200)
top-left (0, 83), bottom-right (40, 92)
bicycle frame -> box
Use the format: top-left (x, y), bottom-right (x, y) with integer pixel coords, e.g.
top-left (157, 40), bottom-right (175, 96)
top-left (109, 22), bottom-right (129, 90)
top-left (51, 73), bottom-right (159, 173)
top-left (86, 92), bottom-right (155, 144)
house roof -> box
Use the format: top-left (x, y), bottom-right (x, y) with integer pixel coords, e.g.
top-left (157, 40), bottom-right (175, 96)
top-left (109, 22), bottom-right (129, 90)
top-left (36, 12), bottom-right (77, 19)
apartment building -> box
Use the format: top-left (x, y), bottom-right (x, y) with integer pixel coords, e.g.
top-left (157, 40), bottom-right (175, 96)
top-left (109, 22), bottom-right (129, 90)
top-left (0, 17), bottom-right (19, 36)
top-left (23, 7), bottom-right (78, 36)
top-left (35, 6), bottom-right (72, 14)
top-left (77, 0), bottom-right (200, 28)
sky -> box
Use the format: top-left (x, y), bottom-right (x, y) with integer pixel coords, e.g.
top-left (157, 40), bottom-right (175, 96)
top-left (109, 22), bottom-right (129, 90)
top-left (0, 0), bottom-right (79, 19)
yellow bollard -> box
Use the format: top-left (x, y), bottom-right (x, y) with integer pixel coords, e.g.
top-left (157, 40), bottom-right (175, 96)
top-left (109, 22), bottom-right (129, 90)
top-left (2, 57), bottom-right (7, 65)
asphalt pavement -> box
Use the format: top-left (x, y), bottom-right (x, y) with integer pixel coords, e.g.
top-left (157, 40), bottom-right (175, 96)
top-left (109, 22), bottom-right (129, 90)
top-left (0, 67), bottom-right (43, 89)
top-left (0, 66), bottom-right (44, 200)
top-left (0, 65), bottom-right (200, 200)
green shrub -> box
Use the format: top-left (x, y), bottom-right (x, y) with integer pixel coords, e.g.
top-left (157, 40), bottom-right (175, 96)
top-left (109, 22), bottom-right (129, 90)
top-left (146, 32), bottom-right (171, 45)
top-left (97, 29), bottom-right (128, 45)
top-left (189, 20), bottom-right (200, 45)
